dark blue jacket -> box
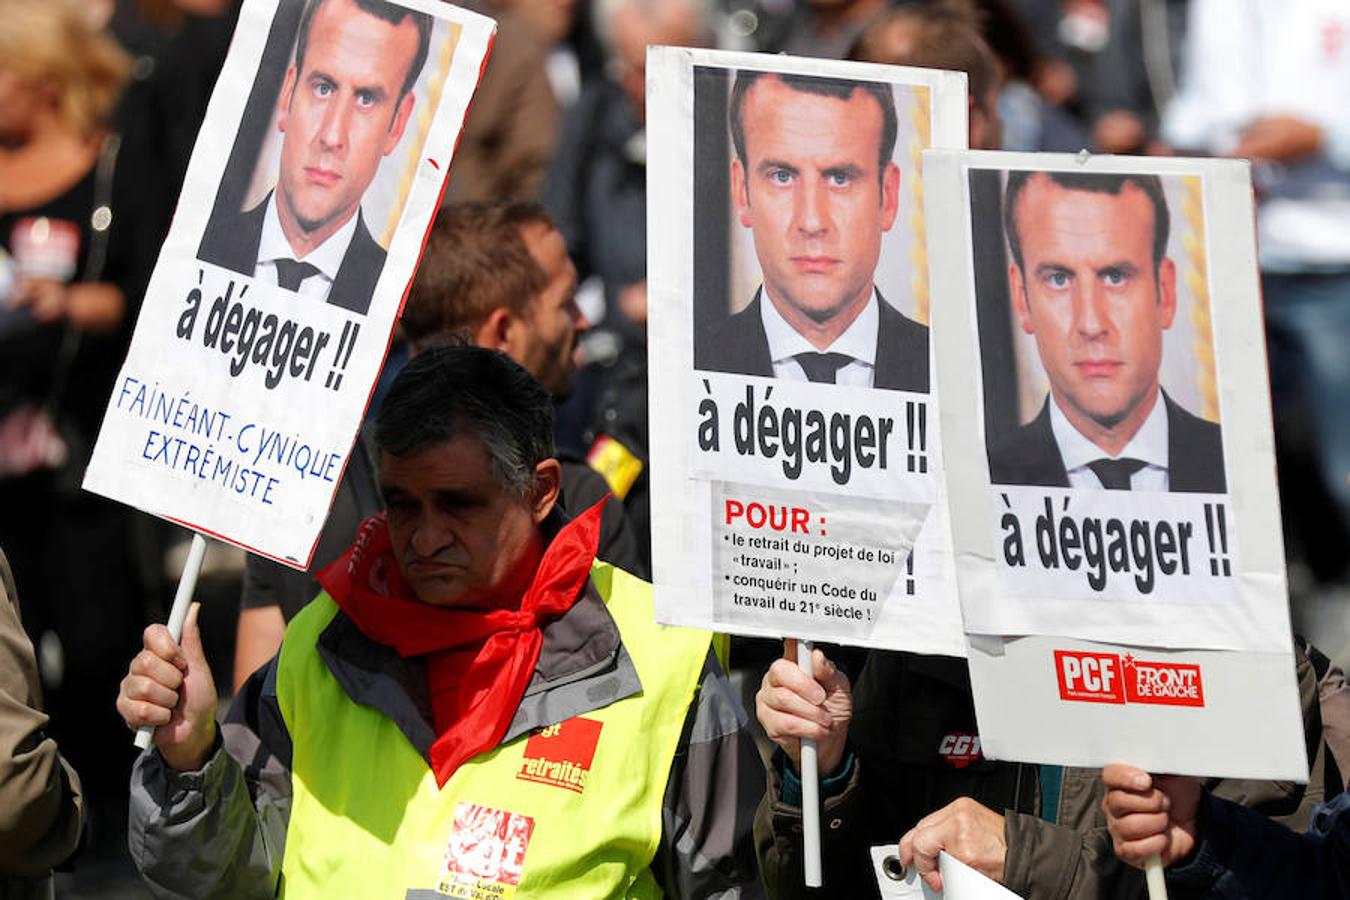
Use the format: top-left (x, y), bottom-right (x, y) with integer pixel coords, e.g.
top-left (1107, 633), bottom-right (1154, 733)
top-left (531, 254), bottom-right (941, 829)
top-left (1170, 790), bottom-right (1350, 898)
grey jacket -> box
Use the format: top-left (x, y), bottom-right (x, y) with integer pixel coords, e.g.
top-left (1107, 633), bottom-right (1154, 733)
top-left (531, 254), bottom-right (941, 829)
top-left (0, 548), bottom-right (83, 896)
top-left (130, 577), bottom-right (766, 899)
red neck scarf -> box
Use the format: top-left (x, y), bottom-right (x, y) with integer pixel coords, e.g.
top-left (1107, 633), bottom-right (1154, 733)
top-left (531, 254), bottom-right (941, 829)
top-left (318, 499), bottom-right (605, 787)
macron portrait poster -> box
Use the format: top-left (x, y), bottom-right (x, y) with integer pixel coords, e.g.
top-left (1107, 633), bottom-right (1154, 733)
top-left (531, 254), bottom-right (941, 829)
top-left (84, 0), bottom-right (495, 566)
top-left (647, 47), bottom-right (968, 654)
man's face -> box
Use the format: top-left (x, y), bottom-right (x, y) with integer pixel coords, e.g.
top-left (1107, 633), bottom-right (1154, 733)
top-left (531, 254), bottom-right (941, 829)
top-left (731, 77), bottom-right (899, 334)
top-left (1008, 175), bottom-right (1177, 442)
top-left (381, 434), bottom-right (551, 608)
top-left (275, 0), bottom-right (419, 248)
top-left (509, 223), bottom-right (586, 398)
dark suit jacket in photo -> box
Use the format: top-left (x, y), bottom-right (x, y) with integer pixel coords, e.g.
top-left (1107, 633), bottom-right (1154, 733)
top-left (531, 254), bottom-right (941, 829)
top-left (987, 391), bottom-right (1227, 493)
top-left (696, 289), bottom-right (930, 392)
top-left (197, 193), bottom-right (385, 315)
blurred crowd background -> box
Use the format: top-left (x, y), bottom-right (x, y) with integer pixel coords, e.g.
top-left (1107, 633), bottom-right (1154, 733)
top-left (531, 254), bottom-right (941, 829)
top-left (1, 0), bottom-right (1348, 894)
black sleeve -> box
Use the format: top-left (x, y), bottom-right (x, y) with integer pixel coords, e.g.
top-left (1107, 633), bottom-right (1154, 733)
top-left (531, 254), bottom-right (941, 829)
top-left (559, 458), bottom-right (648, 580)
top-left (1168, 791), bottom-right (1350, 899)
top-left (239, 552), bottom-right (320, 622)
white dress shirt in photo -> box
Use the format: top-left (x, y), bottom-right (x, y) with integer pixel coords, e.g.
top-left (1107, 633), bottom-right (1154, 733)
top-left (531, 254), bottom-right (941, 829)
top-left (760, 288), bottom-right (879, 387)
top-left (1050, 392), bottom-right (1170, 490)
top-left (253, 193), bottom-right (359, 302)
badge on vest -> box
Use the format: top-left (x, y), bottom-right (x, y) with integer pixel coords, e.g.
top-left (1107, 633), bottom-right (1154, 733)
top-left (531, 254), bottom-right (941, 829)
top-left (516, 717), bottom-right (603, 795)
top-left (436, 802), bottom-right (534, 898)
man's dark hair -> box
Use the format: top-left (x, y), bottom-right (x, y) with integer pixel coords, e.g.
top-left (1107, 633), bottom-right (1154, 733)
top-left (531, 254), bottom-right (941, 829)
top-left (295, 0), bottom-right (433, 103)
top-left (1003, 171), bottom-right (1171, 274)
top-left (401, 201), bottom-right (554, 346)
top-left (375, 345), bottom-right (554, 498)
top-left (728, 71), bottom-right (899, 178)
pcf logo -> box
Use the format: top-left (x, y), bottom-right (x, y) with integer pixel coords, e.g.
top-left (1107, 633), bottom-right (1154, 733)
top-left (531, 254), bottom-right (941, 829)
top-left (1054, 650), bottom-right (1125, 703)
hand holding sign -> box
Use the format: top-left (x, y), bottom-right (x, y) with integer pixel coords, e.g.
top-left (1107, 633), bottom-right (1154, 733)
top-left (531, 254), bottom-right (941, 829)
top-left (1102, 764), bottom-right (1202, 869)
top-left (755, 639), bottom-right (852, 776)
top-left (116, 601), bottom-right (219, 769)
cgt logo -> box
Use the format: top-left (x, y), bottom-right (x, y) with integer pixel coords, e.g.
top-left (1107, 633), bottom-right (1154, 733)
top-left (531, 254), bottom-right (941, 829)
top-left (517, 717), bottom-right (603, 794)
top-left (937, 733), bottom-right (983, 768)
top-left (1054, 651), bottom-right (1205, 708)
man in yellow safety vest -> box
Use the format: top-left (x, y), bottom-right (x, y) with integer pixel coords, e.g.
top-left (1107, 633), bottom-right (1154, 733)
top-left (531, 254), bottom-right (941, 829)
top-left (117, 346), bottom-right (764, 898)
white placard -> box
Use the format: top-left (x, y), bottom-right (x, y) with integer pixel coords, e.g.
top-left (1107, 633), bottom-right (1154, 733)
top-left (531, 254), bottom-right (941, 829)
top-left (83, 0), bottom-right (495, 566)
top-left (966, 634), bottom-right (1307, 781)
top-left (925, 150), bottom-right (1291, 654)
top-left (647, 46), bottom-right (969, 654)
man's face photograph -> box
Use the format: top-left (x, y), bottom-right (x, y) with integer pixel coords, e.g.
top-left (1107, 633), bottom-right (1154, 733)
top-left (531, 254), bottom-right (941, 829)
top-left (276, 0), bottom-right (420, 250)
top-left (198, 0), bottom-right (448, 315)
top-left (730, 76), bottom-right (900, 334)
top-left (1008, 174), bottom-right (1177, 442)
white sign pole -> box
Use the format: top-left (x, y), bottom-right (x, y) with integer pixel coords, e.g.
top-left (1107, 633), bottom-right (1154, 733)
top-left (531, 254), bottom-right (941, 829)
top-left (134, 531), bottom-right (209, 750)
top-left (796, 638), bottom-right (823, 888)
top-left (1144, 855), bottom-right (1167, 900)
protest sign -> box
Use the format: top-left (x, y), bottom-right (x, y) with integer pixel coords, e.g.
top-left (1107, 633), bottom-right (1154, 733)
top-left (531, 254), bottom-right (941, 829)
top-left (926, 150), bottom-right (1290, 653)
top-left (925, 150), bottom-right (1306, 780)
top-left (83, 0), bottom-right (495, 566)
top-left (647, 47), bottom-right (969, 655)
top-left (964, 634), bottom-right (1306, 780)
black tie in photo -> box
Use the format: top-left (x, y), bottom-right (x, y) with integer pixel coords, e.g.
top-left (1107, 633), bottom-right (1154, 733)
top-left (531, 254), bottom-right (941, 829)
top-left (1086, 457), bottom-right (1147, 490)
top-left (793, 351), bottom-right (854, 384)
top-left (275, 258), bottom-right (321, 292)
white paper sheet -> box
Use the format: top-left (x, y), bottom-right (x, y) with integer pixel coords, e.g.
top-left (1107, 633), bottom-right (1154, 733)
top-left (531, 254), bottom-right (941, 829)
top-left (868, 847), bottom-right (1022, 899)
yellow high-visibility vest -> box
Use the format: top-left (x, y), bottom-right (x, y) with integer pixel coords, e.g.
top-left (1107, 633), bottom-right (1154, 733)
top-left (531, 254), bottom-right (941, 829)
top-left (275, 562), bottom-right (711, 899)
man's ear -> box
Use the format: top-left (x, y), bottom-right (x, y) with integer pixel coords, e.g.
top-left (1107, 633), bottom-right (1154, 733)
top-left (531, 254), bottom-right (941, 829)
top-left (880, 161), bottom-right (901, 231)
top-left (1009, 263), bottom-right (1035, 334)
top-left (1157, 257), bottom-right (1178, 329)
top-left (383, 91), bottom-right (416, 155)
top-left (731, 157), bottom-right (752, 227)
top-left (530, 459), bottom-right (562, 524)
top-left (473, 307), bottom-right (515, 352)
top-left (277, 65), bottom-right (298, 133)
